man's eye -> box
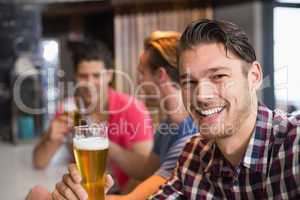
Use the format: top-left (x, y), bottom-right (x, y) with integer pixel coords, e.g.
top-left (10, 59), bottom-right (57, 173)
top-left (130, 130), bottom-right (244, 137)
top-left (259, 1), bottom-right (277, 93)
top-left (212, 74), bottom-right (227, 80)
top-left (79, 75), bottom-right (88, 79)
top-left (93, 74), bottom-right (100, 78)
top-left (181, 80), bottom-right (197, 86)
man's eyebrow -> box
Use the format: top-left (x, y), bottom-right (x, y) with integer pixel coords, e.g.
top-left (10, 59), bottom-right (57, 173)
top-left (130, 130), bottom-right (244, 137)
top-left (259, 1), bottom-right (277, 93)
top-left (180, 66), bottom-right (230, 79)
top-left (207, 66), bottom-right (230, 73)
top-left (77, 73), bottom-right (87, 75)
top-left (179, 65), bottom-right (231, 79)
top-left (180, 73), bottom-right (194, 80)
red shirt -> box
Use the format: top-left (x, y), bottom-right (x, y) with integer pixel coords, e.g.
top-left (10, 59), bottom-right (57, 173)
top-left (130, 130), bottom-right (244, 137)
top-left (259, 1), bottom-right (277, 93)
top-left (56, 89), bottom-right (153, 188)
top-left (106, 89), bottom-right (153, 187)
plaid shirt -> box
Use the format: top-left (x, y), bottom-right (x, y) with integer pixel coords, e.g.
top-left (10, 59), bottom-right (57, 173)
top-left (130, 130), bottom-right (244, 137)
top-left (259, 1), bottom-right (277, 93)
top-left (149, 104), bottom-right (300, 200)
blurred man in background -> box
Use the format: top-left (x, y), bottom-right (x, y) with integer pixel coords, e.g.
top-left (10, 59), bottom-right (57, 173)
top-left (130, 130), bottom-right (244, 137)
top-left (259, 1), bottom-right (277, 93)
top-left (33, 40), bottom-right (154, 192)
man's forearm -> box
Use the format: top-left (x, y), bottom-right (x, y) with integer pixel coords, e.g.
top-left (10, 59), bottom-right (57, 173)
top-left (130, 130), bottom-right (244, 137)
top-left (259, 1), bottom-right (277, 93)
top-left (109, 142), bottom-right (152, 180)
top-left (126, 175), bottom-right (166, 200)
top-left (106, 175), bottom-right (166, 200)
top-left (33, 132), bottom-right (62, 169)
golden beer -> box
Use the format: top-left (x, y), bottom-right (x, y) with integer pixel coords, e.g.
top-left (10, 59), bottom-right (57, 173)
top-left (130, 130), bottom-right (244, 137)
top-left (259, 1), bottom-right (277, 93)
top-left (63, 110), bottom-right (86, 126)
top-left (73, 136), bottom-right (109, 200)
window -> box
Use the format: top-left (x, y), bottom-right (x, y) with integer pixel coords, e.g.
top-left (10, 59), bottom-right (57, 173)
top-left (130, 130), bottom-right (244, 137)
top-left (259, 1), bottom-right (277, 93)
top-left (273, 5), bottom-right (300, 112)
top-left (277, 0), bottom-right (300, 3)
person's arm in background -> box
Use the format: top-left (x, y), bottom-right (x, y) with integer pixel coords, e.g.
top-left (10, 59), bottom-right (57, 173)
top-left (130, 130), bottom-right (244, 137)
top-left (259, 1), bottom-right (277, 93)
top-left (107, 135), bottom-right (193, 200)
top-left (121, 121), bottom-right (196, 199)
top-left (33, 114), bottom-right (73, 169)
top-left (147, 138), bottom-right (196, 200)
top-left (107, 175), bottom-right (166, 200)
top-left (146, 139), bottom-right (191, 200)
top-left (148, 170), bottom-right (184, 200)
top-left (153, 135), bottom-right (193, 179)
top-left (109, 143), bottom-right (159, 180)
top-left (26, 186), bottom-right (52, 200)
top-left (109, 98), bottom-right (155, 180)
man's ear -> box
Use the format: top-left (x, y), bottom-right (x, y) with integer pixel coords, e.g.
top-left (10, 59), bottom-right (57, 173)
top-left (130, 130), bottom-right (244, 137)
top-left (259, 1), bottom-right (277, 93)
top-left (156, 67), bottom-right (168, 84)
top-left (105, 69), bottom-right (114, 83)
top-left (248, 61), bottom-right (263, 92)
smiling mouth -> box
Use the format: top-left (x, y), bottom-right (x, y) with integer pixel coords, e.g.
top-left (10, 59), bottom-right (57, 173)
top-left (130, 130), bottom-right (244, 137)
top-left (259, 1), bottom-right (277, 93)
top-left (194, 106), bottom-right (225, 117)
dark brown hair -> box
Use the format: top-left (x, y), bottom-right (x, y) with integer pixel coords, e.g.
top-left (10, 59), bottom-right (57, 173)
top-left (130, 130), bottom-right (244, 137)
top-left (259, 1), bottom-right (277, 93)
top-left (71, 40), bottom-right (113, 72)
top-left (178, 19), bottom-right (256, 75)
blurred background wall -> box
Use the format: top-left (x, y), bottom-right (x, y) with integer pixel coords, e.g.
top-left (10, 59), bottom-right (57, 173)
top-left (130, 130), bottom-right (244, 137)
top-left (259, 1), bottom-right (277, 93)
top-left (0, 0), bottom-right (299, 143)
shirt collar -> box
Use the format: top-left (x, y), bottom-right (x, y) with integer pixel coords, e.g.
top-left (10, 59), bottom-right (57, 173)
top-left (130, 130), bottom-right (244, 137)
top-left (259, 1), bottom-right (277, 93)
top-left (203, 142), bottom-right (236, 178)
top-left (203, 103), bottom-right (274, 176)
top-left (241, 103), bottom-right (274, 174)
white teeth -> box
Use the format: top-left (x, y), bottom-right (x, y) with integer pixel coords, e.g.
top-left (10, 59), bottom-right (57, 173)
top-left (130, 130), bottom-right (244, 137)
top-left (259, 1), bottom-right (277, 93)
top-left (199, 106), bottom-right (224, 116)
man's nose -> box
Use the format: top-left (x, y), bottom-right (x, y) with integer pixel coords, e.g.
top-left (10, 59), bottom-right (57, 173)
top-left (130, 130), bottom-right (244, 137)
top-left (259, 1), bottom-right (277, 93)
top-left (86, 75), bottom-right (94, 83)
top-left (196, 81), bottom-right (217, 102)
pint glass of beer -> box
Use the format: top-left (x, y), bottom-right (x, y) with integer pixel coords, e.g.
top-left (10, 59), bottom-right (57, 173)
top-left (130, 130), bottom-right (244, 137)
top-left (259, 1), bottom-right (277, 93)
top-left (73, 124), bottom-right (109, 200)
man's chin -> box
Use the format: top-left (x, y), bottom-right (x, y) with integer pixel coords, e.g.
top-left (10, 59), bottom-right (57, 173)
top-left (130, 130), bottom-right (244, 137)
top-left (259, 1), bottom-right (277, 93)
top-left (82, 100), bottom-right (98, 111)
top-left (197, 123), bottom-right (236, 139)
top-left (199, 132), bottom-right (233, 140)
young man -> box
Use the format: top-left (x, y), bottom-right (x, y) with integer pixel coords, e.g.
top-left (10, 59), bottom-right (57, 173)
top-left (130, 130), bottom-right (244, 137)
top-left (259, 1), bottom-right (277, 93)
top-left (48, 19), bottom-right (300, 199)
top-left (27, 31), bottom-right (198, 200)
top-left (149, 19), bottom-right (300, 199)
top-left (33, 41), bottom-right (154, 191)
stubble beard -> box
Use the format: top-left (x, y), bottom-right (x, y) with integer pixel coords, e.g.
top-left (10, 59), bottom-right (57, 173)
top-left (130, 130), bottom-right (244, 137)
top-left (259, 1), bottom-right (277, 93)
top-left (195, 90), bottom-right (253, 140)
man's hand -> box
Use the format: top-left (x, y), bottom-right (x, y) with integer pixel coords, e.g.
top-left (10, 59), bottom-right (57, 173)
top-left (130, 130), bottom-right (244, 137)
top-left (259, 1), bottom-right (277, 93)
top-left (48, 114), bottom-right (73, 142)
top-left (32, 113), bottom-right (74, 169)
top-left (52, 164), bottom-right (87, 200)
top-left (26, 186), bottom-right (52, 200)
top-left (52, 164), bottom-right (114, 200)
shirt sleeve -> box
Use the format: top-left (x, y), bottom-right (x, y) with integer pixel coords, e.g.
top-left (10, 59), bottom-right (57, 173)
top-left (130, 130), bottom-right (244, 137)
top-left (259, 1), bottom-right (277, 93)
top-left (54, 101), bottom-right (65, 118)
top-left (125, 99), bottom-right (154, 142)
top-left (150, 134), bottom-right (199, 200)
top-left (149, 163), bottom-right (184, 200)
top-left (155, 135), bottom-right (193, 179)
top-left (152, 129), bottom-right (162, 156)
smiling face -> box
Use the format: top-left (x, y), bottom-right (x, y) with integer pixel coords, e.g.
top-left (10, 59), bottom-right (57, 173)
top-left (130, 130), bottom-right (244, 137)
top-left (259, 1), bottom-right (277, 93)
top-left (179, 43), bottom-right (259, 139)
top-left (75, 60), bottom-right (112, 109)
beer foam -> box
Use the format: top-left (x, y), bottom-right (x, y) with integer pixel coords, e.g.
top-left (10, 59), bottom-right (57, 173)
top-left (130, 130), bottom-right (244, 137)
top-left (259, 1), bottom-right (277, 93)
top-left (73, 137), bottom-right (109, 150)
